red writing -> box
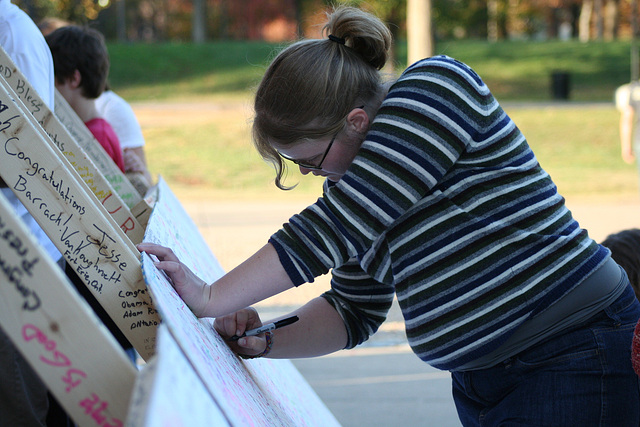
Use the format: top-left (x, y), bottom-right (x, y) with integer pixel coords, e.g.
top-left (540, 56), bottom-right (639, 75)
top-left (101, 193), bottom-right (137, 235)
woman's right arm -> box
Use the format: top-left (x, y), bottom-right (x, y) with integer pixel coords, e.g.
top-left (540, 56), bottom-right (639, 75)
top-left (138, 242), bottom-right (295, 319)
top-left (215, 297), bottom-right (349, 359)
top-left (138, 241), bottom-right (349, 358)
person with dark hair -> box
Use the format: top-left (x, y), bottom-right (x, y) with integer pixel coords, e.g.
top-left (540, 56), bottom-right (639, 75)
top-left (602, 229), bottom-right (640, 378)
top-left (139, 6), bottom-right (640, 425)
top-left (602, 228), bottom-right (640, 297)
top-left (45, 25), bottom-right (124, 172)
top-left (45, 23), bottom-right (137, 374)
top-left (39, 19), bottom-right (152, 194)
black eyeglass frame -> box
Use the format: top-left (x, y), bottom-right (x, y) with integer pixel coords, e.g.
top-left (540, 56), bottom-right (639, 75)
top-left (278, 132), bottom-right (338, 170)
top-left (277, 105), bottom-right (365, 170)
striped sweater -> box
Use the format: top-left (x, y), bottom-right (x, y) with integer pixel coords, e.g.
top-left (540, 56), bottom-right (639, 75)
top-left (269, 55), bottom-right (608, 371)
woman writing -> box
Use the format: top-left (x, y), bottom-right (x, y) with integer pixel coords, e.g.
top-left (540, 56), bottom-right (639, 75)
top-left (139, 6), bottom-right (640, 425)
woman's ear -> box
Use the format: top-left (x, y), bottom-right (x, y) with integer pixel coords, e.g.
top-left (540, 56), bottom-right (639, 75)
top-left (346, 107), bottom-right (370, 134)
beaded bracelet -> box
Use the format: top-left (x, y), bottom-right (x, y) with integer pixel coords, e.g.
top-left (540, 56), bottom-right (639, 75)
top-left (238, 331), bottom-right (273, 360)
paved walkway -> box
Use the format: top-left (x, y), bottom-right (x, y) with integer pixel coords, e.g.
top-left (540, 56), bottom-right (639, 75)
top-left (176, 193), bottom-right (639, 427)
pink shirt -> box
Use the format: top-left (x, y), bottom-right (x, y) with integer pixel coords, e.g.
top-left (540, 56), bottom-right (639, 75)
top-left (85, 117), bottom-right (125, 172)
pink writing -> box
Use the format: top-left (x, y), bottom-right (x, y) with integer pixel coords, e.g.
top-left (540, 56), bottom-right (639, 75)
top-left (22, 324), bottom-right (123, 426)
top-left (22, 324), bottom-right (87, 392)
top-left (80, 394), bottom-right (123, 427)
top-left (23, 324), bottom-right (72, 367)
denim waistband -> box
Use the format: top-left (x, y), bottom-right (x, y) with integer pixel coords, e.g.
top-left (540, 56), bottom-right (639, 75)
top-left (456, 256), bottom-right (626, 371)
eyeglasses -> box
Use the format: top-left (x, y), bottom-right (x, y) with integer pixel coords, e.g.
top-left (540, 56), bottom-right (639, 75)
top-left (278, 132), bottom-right (338, 170)
top-left (277, 106), bottom-right (364, 170)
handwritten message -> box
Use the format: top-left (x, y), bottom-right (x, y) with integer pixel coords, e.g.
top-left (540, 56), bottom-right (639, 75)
top-left (0, 64), bottom-right (44, 115)
top-left (0, 191), bottom-right (136, 427)
top-left (23, 323), bottom-right (88, 393)
top-left (22, 324), bottom-right (125, 427)
top-left (0, 86), bottom-right (158, 359)
top-left (0, 212), bottom-right (41, 310)
top-left (0, 48), bottom-right (144, 242)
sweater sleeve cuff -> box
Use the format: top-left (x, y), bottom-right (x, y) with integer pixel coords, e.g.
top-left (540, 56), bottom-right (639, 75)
top-left (268, 237), bottom-right (308, 287)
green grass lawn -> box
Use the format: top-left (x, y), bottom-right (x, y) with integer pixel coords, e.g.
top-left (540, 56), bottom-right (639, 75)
top-left (110, 39), bottom-right (639, 199)
top-left (507, 105), bottom-right (636, 199)
top-left (429, 39), bottom-right (631, 101)
top-left (139, 103), bottom-right (637, 201)
top-left (109, 39), bottom-right (634, 102)
top-left (108, 41), bottom-right (274, 102)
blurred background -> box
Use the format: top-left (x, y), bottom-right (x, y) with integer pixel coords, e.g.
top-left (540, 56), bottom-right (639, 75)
top-left (13, 0), bottom-right (640, 200)
top-left (12, 2), bottom-right (640, 424)
top-left (13, 0), bottom-right (640, 48)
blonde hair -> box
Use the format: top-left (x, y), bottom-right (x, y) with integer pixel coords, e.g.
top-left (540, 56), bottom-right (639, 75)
top-left (253, 6), bottom-right (392, 189)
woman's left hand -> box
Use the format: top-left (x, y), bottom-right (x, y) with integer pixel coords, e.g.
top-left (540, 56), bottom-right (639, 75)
top-left (214, 307), bottom-right (269, 357)
top-left (137, 242), bottom-right (211, 317)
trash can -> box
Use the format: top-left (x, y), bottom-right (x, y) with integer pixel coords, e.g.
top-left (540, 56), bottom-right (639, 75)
top-left (551, 71), bottom-right (570, 100)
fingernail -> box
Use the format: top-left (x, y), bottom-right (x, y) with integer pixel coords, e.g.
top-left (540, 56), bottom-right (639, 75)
top-left (239, 338), bottom-right (247, 346)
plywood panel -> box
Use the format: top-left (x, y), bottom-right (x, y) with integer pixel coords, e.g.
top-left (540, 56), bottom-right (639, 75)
top-left (0, 83), bottom-right (158, 360)
top-left (0, 46), bottom-right (147, 243)
top-left (0, 191), bottom-right (137, 427)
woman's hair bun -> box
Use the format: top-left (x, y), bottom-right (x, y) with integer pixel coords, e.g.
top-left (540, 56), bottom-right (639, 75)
top-left (323, 6), bottom-right (392, 70)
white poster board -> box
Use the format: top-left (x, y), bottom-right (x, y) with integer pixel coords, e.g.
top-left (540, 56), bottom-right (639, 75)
top-left (126, 324), bottom-right (227, 427)
top-left (138, 178), bottom-right (340, 426)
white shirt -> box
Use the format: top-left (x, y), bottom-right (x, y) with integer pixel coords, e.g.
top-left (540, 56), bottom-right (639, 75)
top-left (0, 0), bottom-right (60, 261)
top-left (95, 90), bottom-right (146, 150)
top-left (0, 0), bottom-right (54, 108)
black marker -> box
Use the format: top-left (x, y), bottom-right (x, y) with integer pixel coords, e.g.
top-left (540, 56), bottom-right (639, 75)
top-left (228, 315), bottom-right (299, 341)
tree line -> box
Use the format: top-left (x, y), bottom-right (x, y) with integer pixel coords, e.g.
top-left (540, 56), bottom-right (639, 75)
top-left (13, 0), bottom-right (640, 43)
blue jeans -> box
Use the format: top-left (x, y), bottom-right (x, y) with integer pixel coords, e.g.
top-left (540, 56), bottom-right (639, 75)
top-left (451, 283), bottom-right (640, 426)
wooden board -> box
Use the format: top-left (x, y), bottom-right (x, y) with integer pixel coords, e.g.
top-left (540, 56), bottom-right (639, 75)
top-left (54, 91), bottom-right (145, 210)
top-left (0, 190), bottom-right (137, 427)
top-left (0, 82), bottom-right (159, 360)
top-left (0, 46), bottom-right (147, 243)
